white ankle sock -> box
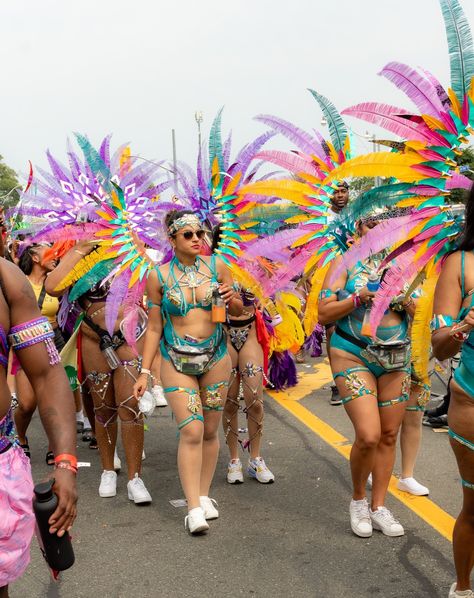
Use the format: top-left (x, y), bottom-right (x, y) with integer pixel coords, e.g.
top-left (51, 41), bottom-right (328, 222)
top-left (76, 410), bottom-right (84, 423)
top-left (83, 417), bottom-right (91, 429)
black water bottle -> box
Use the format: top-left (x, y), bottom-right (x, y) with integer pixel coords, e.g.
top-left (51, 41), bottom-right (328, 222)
top-left (33, 479), bottom-right (75, 571)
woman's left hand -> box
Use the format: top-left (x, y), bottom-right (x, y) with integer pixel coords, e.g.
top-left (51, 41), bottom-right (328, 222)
top-left (219, 284), bottom-right (236, 305)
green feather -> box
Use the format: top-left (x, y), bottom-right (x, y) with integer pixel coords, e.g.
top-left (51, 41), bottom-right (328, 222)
top-left (307, 89), bottom-right (347, 154)
top-left (339, 183), bottom-right (413, 227)
top-left (69, 259), bottom-right (116, 302)
top-left (209, 107), bottom-right (225, 173)
top-left (439, 0), bottom-right (474, 101)
top-left (74, 133), bottom-right (112, 195)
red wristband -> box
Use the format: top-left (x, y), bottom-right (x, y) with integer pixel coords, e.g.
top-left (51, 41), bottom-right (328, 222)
top-left (54, 453), bottom-right (78, 469)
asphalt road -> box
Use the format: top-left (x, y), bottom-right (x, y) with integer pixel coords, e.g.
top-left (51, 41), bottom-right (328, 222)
top-left (11, 355), bottom-right (459, 598)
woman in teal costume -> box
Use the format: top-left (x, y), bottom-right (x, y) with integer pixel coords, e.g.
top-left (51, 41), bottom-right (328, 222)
top-left (319, 216), bottom-right (411, 540)
top-left (432, 184), bottom-right (474, 598)
top-left (134, 210), bottom-right (242, 534)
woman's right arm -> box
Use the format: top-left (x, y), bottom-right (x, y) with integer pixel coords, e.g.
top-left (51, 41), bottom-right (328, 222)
top-left (317, 257), bottom-right (374, 325)
top-left (133, 269), bottom-right (163, 398)
top-left (432, 253), bottom-right (473, 361)
top-left (45, 241), bottom-right (94, 297)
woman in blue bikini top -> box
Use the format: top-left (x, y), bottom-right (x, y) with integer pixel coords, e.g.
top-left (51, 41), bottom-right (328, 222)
top-left (318, 214), bottom-right (413, 539)
top-left (431, 184), bottom-right (474, 597)
top-left (134, 209), bottom-right (243, 535)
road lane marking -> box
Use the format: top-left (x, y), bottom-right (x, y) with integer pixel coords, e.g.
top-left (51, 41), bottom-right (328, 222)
top-left (267, 371), bottom-right (456, 542)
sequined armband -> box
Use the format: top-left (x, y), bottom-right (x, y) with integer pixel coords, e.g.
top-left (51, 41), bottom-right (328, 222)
top-left (430, 314), bottom-right (458, 332)
top-left (8, 317), bottom-right (61, 365)
top-left (318, 289), bottom-right (336, 301)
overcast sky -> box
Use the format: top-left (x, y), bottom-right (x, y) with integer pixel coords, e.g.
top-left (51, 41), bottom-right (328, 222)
top-left (2, 0), bottom-right (474, 182)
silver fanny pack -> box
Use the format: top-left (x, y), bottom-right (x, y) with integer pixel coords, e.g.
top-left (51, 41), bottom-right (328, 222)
top-left (166, 343), bottom-right (216, 376)
top-left (365, 339), bottom-right (411, 370)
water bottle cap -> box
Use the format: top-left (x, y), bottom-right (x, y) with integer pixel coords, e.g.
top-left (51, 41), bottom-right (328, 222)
top-left (34, 479), bottom-right (55, 502)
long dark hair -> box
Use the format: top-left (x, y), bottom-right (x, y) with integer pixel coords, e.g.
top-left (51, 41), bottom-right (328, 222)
top-left (18, 246), bottom-right (37, 275)
top-left (211, 224), bottom-right (222, 253)
top-left (458, 183), bottom-right (474, 251)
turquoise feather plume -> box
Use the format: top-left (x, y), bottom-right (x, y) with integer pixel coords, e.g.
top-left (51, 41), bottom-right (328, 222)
top-left (439, 0), bottom-right (474, 101)
top-left (209, 107), bottom-right (225, 173)
top-left (339, 183), bottom-right (413, 227)
top-left (69, 259), bottom-right (117, 302)
top-left (307, 89), bottom-right (347, 154)
top-left (74, 133), bottom-right (113, 195)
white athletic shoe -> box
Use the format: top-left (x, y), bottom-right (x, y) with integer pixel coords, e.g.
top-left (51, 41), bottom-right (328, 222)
top-left (127, 474), bottom-right (152, 504)
top-left (113, 448), bottom-right (121, 472)
top-left (185, 507), bottom-right (209, 534)
top-left (200, 496), bottom-right (219, 520)
top-left (397, 477), bottom-right (429, 496)
top-left (349, 498), bottom-right (372, 538)
top-left (247, 457), bottom-right (275, 484)
top-left (370, 506), bottom-right (404, 537)
top-left (227, 459), bottom-right (244, 484)
top-left (99, 470), bottom-right (117, 498)
top-left (152, 384), bottom-right (168, 408)
top-left (449, 582), bottom-right (474, 597)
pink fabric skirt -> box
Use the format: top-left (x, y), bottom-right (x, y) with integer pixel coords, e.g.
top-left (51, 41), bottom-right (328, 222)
top-left (0, 446), bottom-right (35, 586)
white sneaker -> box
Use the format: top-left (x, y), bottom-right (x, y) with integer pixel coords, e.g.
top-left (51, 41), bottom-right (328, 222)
top-left (227, 459), bottom-right (244, 484)
top-left (247, 457), bottom-right (275, 484)
top-left (449, 582), bottom-right (474, 597)
top-left (114, 448), bottom-right (121, 472)
top-left (397, 477), bottom-right (429, 496)
top-left (152, 384), bottom-right (168, 407)
top-left (127, 474), bottom-right (152, 504)
top-left (185, 507), bottom-right (209, 534)
top-left (200, 496), bottom-right (219, 520)
top-left (370, 506), bottom-right (404, 537)
top-left (349, 498), bottom-right (372, 538)
top-left (99, 470), bottom-right (117, 498)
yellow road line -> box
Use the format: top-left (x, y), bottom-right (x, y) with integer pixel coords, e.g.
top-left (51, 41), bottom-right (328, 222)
top-left (268, 379), bottom-right (455, 542)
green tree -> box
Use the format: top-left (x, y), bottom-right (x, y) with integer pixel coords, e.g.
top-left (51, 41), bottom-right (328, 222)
top-left (0, 155), bottom-right (21, 208)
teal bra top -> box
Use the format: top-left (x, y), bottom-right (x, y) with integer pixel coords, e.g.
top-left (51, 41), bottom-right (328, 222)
top-left (453, 251), bottom-right (474, 397)
top-left (156, 255), bottom-right (219, 318)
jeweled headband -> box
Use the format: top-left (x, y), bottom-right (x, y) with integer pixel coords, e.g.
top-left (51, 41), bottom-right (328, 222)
top-left (167, 214), bottom-right (202, 236)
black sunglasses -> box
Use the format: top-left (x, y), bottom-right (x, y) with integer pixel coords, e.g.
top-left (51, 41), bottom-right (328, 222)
top-left (179, 229), bottom-right (206, 241)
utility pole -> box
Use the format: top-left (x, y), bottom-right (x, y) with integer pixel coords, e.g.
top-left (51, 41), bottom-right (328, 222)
top-left (195, 111), bottom-right (203, 150)
top-left (171, 128), bottom-right (177, 186)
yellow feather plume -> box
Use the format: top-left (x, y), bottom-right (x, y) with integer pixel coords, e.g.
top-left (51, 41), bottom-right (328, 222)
top-left (54, 246), bottom-right (110, 292)
top-left (411, 275), bottom-right (438, 382)
top-left (323, 152), bottom-right (427, 185)
top-left (303, 263), bottom-right (330, 335)
top-left (447, 88), bottom-right (462, 119)
top-left (238, 180), bottom-right (314, 206)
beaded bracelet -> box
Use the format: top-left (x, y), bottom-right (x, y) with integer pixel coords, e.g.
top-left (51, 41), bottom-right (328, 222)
top-left (54, 462), bottom-right (78, 474)
top-left (54, 453), bottom-right (78, 469)
top-left (8, 317), bottom-right (61, 365)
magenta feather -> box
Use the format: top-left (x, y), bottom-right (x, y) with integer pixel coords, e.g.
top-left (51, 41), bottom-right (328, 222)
top-left (341, 103), bottom-right (438, 143)
top-left (370, 240), bottom-right (445, 334)
top-left (105, 269), bottom-right (132, 335)
top-left (446, 172), bottom-right (473, 189)
top-left (256, 150), bottom-right (321, 177)
top-left (330, 211), bottom-right (438, 283)
top-left (379, 62), bottom-right (445, 118)
top-left (461, 94), bottom-right (470, 125)
top-left (122, 277), bottom-right (147, 351)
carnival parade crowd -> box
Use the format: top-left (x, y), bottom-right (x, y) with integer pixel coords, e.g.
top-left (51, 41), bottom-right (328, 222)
top-left (1, 1), bottom-right (474, 596)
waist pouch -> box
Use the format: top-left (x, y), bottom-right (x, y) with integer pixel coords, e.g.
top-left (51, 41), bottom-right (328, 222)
top-left (335, 326), bottom-right (410, 371)
top-left (166, 343), bottom-right (217, 376)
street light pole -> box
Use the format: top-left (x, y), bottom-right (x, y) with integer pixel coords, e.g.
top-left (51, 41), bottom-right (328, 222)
top-left (195, 111), bottom-right (203, 150)
top-left (171, 128), bottom-right (177, 186)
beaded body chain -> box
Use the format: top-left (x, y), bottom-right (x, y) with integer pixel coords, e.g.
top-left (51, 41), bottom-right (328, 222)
top-left (8, 316), bottom-right (61, 365)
